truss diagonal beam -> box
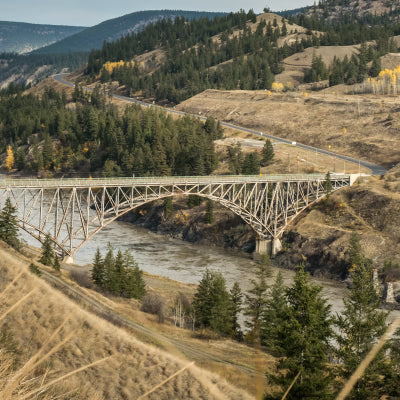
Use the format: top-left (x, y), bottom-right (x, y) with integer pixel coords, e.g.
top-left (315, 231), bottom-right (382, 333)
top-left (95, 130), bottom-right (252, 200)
top-left (0, 174), bottom-right (352, 256)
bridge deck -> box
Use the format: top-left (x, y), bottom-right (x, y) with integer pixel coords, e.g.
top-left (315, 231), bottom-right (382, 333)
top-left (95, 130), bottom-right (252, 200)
top-left (0, 174), bottom-right (350, 189)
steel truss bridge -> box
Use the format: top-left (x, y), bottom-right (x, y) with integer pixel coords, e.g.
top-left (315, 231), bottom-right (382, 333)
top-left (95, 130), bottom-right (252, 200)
top-left (0, 174), bottom-right (353, 258)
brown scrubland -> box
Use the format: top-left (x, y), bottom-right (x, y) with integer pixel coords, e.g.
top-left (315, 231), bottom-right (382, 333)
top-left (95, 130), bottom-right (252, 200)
top-left (0, 243), bottom-right (255, 400)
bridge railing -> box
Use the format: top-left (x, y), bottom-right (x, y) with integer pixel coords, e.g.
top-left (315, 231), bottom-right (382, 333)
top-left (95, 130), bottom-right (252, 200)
top-left (0, 174), bottom-right (350, 189)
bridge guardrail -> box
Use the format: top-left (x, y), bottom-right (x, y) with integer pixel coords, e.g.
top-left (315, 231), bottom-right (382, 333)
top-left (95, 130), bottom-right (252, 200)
top-left (0, 174), bottom-right (351, 188)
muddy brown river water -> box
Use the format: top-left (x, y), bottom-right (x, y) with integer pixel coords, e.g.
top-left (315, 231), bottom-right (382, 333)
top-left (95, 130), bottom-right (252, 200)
top-left (21, 218), bottom-right (351, 314)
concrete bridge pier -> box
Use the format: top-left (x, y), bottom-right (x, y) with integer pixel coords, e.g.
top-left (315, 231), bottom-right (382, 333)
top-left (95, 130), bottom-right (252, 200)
top-left (255, 237), bottom-right (282, 257)
top-left (63, 256), bottom-right (75, 265)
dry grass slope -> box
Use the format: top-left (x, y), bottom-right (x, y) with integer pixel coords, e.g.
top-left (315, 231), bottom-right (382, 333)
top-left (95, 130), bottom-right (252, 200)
top-left (0, 244), bottom-right (252, 400)
top-left (177, 88), bottom-right (400, 168)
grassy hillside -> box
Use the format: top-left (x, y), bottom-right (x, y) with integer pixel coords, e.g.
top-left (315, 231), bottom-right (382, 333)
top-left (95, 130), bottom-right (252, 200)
top-left (35, 10), bottom-right (227, 54)
top-left (0, 243), bottom-right (253, 399)
top-left (0, 21), bottom-right (85, 54)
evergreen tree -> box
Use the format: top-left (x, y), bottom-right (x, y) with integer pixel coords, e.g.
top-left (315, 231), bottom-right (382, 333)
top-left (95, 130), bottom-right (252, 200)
top-left (123, 250), bottom-right (146, 299)
top-left (230, 281), bottom-right (243, 340)
top-left (14, 148), bottom-right (26, 171)
top-left (266, 264), bottom-right (333, 400)
top-left (227, 144), bottom-right (243, 174)
top-left (370, 56), bottom-right (381, 78)
top-left (348, 231), bottom-right (369, 270)
top-left (244, 254), bottom-right (271, 341)
top-left (102, 244), bottom-right (115, 291)
top-left (209, 273), bottom-right (234, 335)
top-left (193, 269), bottom-right (216, 328)
top-left (261, 271), bottom-right (287, 349)
top-left (261, 139), bottom-right (274, 166)
top-left (242, 152), bottom-right (260, 175)
top-left (0, 198), bottom-right (20, 249)
top-left (163, 197), bottom-right (173, 219)
top-left (39, 234), bottom-right (55, 266)
top-left (52, 255), bottom-right (61, 272)
top-left (335, 242), bottom-right (388, 399)
top-left (91, 248), bottom-right (104, 286)
top-left (384, 333), bottom-right (400, 398)
top-left (193, 269), bottom-right (233, 335)
top-left (110, 250), bottom-right (125, 295)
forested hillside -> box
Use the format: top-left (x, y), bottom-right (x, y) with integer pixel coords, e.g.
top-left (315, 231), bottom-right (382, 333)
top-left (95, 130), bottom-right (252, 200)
top-left (85, 4), bottom-right (400, 104)
top-left (86, 10), bottom-right (307, 103)
top-left (0, 21), bottom-right (85, 54)
top-left (0, 10), bottom-right (225, 89)
top-left (0, 86), bottom-right (221, 177)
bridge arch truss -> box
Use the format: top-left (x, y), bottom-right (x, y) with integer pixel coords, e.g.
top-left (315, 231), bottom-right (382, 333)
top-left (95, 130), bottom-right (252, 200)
top-left (0, 174), bottom-right (351, 256)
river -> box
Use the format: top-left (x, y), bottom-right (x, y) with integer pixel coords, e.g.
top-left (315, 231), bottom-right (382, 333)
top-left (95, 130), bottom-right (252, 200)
top-left (19, 217), bottom-right (350, 314)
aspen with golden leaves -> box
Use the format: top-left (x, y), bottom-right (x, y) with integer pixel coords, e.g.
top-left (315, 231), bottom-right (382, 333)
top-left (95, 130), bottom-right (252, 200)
top-left (364, 65), bottom-right (400, 94)
top-left (5, 146), bottom-right (14, 171)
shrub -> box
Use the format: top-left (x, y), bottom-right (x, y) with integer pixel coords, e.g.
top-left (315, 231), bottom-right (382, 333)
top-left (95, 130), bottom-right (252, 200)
top-left (141, 293), bottom-right (166, 323)
top-left (28, 263), bottom-right (42, 277)
top-left (70, 270), bottom-right (94, 289)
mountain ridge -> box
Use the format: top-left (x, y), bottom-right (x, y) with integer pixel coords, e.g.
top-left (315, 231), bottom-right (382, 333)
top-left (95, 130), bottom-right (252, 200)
top-left (0, 21), bottom-right (85, 54)
top-left (34, 10), bottom-right (227, 54)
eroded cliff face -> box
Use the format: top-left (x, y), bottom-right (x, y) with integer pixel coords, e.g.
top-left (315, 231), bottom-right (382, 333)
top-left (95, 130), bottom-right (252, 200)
top-left (119, 173), bottom-right (400, 284)
top-left (276, 174), bottom-right (400, 281)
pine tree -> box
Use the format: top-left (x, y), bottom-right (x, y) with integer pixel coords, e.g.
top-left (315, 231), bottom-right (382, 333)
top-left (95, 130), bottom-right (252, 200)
top-left (39, 234), bottom-right (55, 266)
top-left (0, 198), bottom-right (20, 249)
top-left (348, 231), bottom-right (368, 270)
top-left (209, 273), bottom-right (234, 335)
top-left (230, 281), bottom-right (243, 340)
top-left (384, 333), bottom-right (400, 398)
top-left (122, 250), bottom-right (146, 299)
top-left (335, 244), bottom-right (388, 399)
top-left (102, 244), bottom-right (115, 291)
top-left (261, 139), bottom-right (274, 166)
top-left (52, 255), bottom-right (61, 272)
top-left (109, 249), bottom-right (124, 295)
top-left (193, 269), bottom-right (214, 328)
top-left (193, 269), bottom-right (233, 335)
top-left (91, 248), bottom-right (104, 286)
top-left (261, 271), bottom-right (286, 349)
top-left (244, 254), bottom-right (271, 342)
top-left (266, 264), bottom-right (333, 400)
top-left (242, 152), bottom-right (260, 175)
top-left (370, 56), bottom-right (381, 78)
top-left (163, 197), bottom-right (173, 219)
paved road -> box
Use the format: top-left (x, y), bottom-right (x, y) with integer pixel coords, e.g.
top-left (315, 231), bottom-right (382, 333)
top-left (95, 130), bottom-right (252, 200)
top-left (53, 74), bottom-right (387, 176)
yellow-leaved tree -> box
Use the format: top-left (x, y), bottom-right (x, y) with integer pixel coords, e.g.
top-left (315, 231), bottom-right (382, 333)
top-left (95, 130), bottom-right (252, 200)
top-left (5, 146), bottom-right (15, 171)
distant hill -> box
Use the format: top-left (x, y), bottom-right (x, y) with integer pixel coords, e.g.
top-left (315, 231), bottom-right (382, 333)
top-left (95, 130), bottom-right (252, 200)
top-left (0, 21), bottom-right (85, 54)
top-left (274, 7), bottom-right (306, 17)
top-left (297, 0), bottom-right (400, 23)
top-left (35, 10), bottom-right (227, 54)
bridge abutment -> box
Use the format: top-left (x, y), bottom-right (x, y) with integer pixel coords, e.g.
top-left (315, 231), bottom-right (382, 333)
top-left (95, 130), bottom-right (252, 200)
top-left (255, 238), bottom-right (282, 257)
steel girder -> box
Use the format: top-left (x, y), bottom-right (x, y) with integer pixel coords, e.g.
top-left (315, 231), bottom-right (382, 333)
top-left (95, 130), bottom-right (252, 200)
top-left (0, 175), bottom-right (350, 256)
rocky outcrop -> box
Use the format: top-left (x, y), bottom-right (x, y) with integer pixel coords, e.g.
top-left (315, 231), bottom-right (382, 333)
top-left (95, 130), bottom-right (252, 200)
top-left (119, 178), bottom-right (400, 286)
top-left (119, 199), bottom-right (256, 254)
